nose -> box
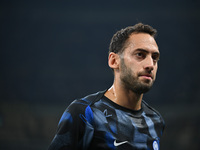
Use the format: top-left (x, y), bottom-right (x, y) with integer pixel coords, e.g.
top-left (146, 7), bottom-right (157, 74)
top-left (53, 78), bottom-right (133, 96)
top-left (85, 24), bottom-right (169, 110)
top-left (144, 56), bottom-right (154, 72)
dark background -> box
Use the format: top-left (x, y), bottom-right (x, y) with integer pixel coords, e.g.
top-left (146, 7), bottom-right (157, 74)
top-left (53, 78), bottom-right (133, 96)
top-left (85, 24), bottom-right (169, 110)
top-left (1, 0), bottom-right (200, 150)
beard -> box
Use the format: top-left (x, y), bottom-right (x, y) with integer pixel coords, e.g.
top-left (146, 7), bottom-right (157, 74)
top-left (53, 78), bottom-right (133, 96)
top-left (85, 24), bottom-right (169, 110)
top-left (120, 58), bottom-right (154, 94)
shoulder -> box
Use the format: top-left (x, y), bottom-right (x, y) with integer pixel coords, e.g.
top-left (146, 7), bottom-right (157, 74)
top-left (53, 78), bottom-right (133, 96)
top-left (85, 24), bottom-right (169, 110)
top-left (142, 100), bottom-right (165, 123)
top-left (142, 100), bottom-right (165, 137)
top-left (64, 89), bottom-right (107, 115)
top-left (82, 89), bottom-right (107, 103)
top-left (57, 90), bottom-right (106, 132)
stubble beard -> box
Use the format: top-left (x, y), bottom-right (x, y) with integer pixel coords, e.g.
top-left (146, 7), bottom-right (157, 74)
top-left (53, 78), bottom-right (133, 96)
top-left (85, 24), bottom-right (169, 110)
top-left (120, 58), bottom-right (154, 94)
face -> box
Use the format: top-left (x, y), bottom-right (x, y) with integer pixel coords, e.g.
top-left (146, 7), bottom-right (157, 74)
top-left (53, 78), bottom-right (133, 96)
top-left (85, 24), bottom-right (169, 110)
top-left (119, 33), bottom-right (160, 94)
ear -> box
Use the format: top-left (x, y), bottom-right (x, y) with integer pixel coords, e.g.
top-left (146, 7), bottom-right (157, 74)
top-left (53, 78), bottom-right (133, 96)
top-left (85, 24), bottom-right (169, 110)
top-left (108, 52), bottom-right (120, 70)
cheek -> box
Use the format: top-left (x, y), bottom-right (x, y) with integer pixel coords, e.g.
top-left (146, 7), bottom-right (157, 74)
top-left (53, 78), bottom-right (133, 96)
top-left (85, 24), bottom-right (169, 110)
top-left (153, 66), bottom-right (158, 76)
top-left (155, 65), bottom-right (158, 72)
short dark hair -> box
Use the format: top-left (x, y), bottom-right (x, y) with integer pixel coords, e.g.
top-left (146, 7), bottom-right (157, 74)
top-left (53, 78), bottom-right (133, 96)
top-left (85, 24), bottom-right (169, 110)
top-left (109, 23), bottom-right (157, 55)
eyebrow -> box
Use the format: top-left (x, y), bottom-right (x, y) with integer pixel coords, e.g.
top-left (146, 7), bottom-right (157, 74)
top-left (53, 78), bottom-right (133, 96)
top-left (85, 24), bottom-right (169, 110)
top-left (136, 48), bottom-right (160, 55)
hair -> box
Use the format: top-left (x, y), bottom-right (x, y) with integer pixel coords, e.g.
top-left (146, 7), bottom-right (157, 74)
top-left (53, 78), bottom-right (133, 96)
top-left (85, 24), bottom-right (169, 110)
top-left (109, 23), bottom-right (157, 55)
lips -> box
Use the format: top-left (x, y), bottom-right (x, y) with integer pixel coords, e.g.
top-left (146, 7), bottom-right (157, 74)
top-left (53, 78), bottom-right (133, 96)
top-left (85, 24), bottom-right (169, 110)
top-left (139, 74), bottom-right (153, 80)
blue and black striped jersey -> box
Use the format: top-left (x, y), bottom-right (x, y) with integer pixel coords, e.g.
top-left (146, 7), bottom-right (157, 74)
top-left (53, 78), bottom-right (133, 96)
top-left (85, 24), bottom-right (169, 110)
top-left (48, 90), bottom-right (165, 150)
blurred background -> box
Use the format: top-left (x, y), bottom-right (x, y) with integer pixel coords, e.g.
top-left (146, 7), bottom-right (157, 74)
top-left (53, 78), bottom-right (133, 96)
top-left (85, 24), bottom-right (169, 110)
top-left (0, 0), bottom-right (200, 150)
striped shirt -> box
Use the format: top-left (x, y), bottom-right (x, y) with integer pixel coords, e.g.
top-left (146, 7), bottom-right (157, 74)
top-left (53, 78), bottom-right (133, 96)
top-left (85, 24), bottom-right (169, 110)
top-left (48, 90), bottom-right (165, 150)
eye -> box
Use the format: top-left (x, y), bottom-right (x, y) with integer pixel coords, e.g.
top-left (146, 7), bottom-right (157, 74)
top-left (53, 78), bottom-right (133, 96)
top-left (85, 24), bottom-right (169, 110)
top-left (136, 52), bottom-right (146, 59)
top-left (152, 53), bottom-right (160, 62)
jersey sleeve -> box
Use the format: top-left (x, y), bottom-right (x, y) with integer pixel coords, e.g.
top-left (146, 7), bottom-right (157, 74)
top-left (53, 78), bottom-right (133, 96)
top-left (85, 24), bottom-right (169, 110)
top-left (48, 99), bottom-right (95, 150)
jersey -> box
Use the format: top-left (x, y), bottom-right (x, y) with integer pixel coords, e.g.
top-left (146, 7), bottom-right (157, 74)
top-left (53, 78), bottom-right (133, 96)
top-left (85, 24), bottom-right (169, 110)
top-left (48, 90), bottom-right (165, 150)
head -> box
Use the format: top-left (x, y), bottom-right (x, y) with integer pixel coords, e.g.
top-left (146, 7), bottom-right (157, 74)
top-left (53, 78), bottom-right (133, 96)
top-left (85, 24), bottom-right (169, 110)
top-left (108, 23), bottom-right (160, 94)
top-left (109, 23), bottom-right (157, 58)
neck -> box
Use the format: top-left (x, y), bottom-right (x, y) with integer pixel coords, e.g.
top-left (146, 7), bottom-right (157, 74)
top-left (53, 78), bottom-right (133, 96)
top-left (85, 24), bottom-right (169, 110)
top-left (105, 83), bottom-right (143, 111)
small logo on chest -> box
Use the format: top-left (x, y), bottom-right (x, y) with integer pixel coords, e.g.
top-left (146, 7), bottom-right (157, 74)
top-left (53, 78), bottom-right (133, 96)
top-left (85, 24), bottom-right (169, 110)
top-left (103, 109), bottom-right (112, 118)
top-left (114, 140), bottom-right (128, 146)
top-left (153, 140), bottom-right (159, 150)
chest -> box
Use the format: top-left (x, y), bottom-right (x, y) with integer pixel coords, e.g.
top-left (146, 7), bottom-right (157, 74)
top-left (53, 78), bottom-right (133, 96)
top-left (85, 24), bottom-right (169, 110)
top-left (88, 108), bottom-right (162, 150)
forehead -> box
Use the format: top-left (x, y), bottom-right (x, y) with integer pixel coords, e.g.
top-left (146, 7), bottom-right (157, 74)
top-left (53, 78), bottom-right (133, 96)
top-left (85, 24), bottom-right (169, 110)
top-left (125, 33), bottom-right (159, 53)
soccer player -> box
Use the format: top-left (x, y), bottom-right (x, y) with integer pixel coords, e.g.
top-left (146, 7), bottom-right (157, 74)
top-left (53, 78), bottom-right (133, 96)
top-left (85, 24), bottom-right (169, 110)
top-left (48, 23), bottom-right (165, 150)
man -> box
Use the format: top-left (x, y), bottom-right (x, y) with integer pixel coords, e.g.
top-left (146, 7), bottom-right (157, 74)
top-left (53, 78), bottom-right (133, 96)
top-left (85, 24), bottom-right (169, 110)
top-left (48, 23), bottom-right (165, 150)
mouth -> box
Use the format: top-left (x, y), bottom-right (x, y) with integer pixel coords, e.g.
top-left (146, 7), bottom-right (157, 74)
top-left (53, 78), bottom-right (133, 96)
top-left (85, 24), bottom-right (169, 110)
top-left (139, 74), bottom-right (153, 80)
